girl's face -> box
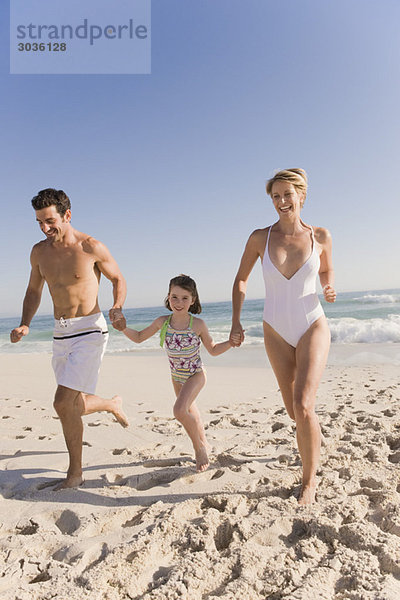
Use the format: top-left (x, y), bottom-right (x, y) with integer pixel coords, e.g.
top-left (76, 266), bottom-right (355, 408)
top-left (169, 285), bottom-right (194, 314)
top-left (270, 180), bottom-right (303, 218)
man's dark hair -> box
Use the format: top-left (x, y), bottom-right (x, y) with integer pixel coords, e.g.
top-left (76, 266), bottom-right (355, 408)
top-left (31, 189), bottom-right (71, 217)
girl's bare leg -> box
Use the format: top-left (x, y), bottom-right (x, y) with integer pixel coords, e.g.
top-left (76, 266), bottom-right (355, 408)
top-left (172, 371), bottom-right (210, 471)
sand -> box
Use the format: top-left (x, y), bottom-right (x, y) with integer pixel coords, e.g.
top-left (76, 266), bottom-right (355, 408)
top-left (1, 347), bottom-right (399, 600)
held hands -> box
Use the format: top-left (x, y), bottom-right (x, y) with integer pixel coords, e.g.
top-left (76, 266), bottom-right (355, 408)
top-left (323, 285), bottom-right (337, 303)
top-left (10, 325), bottom-right (29, 343)
top-left (109, 308), bottom-right (126, 331)
top-left (229, 323), bottom-right (245, 347)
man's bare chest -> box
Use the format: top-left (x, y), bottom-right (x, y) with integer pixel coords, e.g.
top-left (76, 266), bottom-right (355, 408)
top-left (38, 247), bottom-right (98, 286)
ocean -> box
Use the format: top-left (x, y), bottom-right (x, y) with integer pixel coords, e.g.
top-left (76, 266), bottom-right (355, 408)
top-left (1, 289), bottom-right (399, 355)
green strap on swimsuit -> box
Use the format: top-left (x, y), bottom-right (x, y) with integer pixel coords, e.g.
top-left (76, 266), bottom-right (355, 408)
top-left (159, 315), bottom-right (171, 347)
top-left (159, 314), bottom-right (193, 347)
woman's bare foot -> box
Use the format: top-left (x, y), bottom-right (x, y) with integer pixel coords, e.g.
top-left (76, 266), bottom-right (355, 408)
top-left (54, 474), bottom-right (84, 490)
top-left (195, 443), bottom-right (212, 472)
top-left (298, 481), bottom-right (317, 505)
top-left (111, 395), bottom-right (129, 428)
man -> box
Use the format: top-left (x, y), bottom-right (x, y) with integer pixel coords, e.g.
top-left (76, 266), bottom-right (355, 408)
top-left (10, 188), bottom-right (129, 489)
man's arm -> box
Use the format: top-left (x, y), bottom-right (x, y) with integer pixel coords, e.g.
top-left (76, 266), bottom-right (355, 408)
top-left (88, 239), bottom-right (127, 326)
top-left (10, 247), bottom-right (45, 343)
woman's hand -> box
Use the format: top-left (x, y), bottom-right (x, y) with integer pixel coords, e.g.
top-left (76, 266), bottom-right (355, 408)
top-left (230, 323), bottom-right (245, 346)
top-left (323, 285), bottom-right (336, 303)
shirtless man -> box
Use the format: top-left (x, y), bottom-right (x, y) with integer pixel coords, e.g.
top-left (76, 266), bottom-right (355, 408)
top-left (10, 188), bottom-right (129, 489)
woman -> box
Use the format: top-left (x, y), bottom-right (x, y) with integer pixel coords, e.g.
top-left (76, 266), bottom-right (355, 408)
top-left (230, 168), bottom-right (336, 505)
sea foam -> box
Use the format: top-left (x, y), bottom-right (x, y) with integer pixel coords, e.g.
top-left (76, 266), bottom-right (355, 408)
top-left (328, 314), bottom-right (400, 343)
top-left (353, 294), bottom-right (400, 304)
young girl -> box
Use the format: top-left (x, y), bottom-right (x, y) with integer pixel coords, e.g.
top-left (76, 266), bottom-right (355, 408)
top-left (114, 275), bottom-right (235, 472)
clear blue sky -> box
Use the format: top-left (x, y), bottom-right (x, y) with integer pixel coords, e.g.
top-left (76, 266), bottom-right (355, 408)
top-left (1, 0), bottom-right (399, 317)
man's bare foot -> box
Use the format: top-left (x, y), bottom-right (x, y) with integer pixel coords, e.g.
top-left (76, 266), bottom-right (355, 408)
top-left (195, 443), bottom-right (211, 472)
top-left (54, 474), bottom-right (84, 490)
top-left (298, 481), bottom-right (317, 505)
top-left (111, 395), bottom-right (129, 428)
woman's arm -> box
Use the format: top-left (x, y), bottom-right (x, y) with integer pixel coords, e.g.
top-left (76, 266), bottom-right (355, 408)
top-left (315, 227), bottom-right (336, 303)
top-left (122, 316), bottom-right (166, 343)
top-left (230, 230), bottom-right (263, 344)
top-left (197, 319), bottom-right (233, 356)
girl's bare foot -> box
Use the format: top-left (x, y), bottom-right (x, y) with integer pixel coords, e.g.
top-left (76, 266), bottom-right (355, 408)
top-left (54, 474), bottom-right (84, 490)
top-left (111, 395), bottom-right (129, 427)
top-left (195, 443), bottom-right (212, 472)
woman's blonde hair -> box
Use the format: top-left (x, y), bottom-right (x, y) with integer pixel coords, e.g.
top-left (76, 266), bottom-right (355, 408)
top-left (266, 168), bottom-right (308, 204)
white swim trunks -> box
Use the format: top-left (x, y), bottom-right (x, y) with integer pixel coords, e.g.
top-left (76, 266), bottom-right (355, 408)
top-left (52, 312), bottom-right (109, 394)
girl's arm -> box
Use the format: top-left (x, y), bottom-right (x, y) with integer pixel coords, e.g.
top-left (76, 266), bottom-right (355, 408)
top-left (231, 230), bottom-right (263, 345)
top-left (122, 316), bottom-right (166, 344)
top-left (198, 319), bottom-right (233, 357)
top-left (315, 227), bottom-right (336, 303)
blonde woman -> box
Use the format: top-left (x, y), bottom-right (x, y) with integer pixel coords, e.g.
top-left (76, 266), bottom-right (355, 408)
top-left (230, 169), bottom-right (336, 504)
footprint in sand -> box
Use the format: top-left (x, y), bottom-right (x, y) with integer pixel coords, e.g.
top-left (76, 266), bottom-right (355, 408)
top-left (210, 469), bottom-right (225, 480)
top-left (37, 479), bottom-right (65, 490)
top-left (214, 520), bottom-right (235, 551)
top-left (127, 469), bottom-right (184, 491)
top-left (102, 472), bottom-right (125, 485)
top-left (386, 436), bottom-right (400, 451)
top-left (388, 451), bottom-right (400, 464)
top-left (215, 453), bottom-right (248, 467)
top-left (382, 409), bottom-right (396, 417)
top-left (112, 448), bottom-right (132, 455)
top-left (55, 509), bottom-right (81, 534)
top-left (208, 416), bottom-right (247, 429)
top-left (181, 467), bottom-right (226, 486)
top-left (271, 422), bottom-right (286, 432)
top-left (142, 457), bottom-right (192, 468)
top-left (16, 519), bottom-right (39, 535)
top-left (359, 477), bottom-right (384, 490)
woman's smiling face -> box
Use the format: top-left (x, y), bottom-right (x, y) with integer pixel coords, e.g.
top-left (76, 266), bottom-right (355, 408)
top-left (270, 180), bottom-right (304, 218)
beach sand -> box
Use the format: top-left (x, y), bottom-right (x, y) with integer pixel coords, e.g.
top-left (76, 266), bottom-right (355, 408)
top-left (1, 348), bottom-right (400, 599)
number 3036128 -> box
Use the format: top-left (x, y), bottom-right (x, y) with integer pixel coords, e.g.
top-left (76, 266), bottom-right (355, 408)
top-left (18, 42), bottom-right (67, 51)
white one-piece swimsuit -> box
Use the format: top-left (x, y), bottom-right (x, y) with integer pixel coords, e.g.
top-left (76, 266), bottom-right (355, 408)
top-left (262, 224), bottom-right (324, 348)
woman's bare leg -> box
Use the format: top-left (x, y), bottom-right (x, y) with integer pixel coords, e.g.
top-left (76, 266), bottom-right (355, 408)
top-left (263, 319), bottom-right (330, 505)
top-left (294, 318), bottom-right (330, 504)
top-left (172, 371), bottom-right (210, 471)
top-left (263, 322), bottom-right (296, 420)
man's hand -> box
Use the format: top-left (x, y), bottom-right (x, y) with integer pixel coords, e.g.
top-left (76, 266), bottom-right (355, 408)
top-left (109, 308), bottom-right (126, 331)
top-left (10, 325), bottom-right (29, 343)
